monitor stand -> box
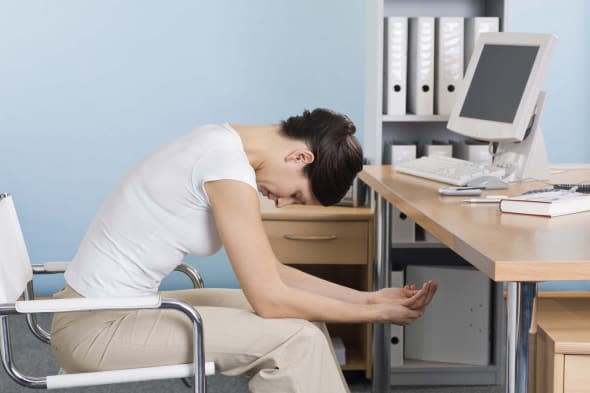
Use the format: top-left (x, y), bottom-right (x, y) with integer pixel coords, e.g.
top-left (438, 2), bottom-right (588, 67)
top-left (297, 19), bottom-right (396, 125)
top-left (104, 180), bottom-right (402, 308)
top-left (493, 91), bottom-right (550, 182)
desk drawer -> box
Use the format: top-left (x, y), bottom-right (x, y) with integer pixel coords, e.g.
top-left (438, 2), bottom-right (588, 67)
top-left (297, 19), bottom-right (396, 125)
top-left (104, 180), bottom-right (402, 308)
top-left (263, 220), bottom-right (368, 265)
top-left (564, 355), bottom-right (590, 393)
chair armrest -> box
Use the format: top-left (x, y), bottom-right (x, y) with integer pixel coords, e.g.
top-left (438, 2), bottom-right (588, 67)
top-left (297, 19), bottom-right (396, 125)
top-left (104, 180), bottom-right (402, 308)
top-left (31, 262), bottom-right (69, 274)
top-left (15, 295), bottom-right (161, 314)
top-left (174, 263), bottom-right (205, 289)
top-left (24, 261), bottom-right (201, 344)
top-left (46, 363), bottom-right (216, 389)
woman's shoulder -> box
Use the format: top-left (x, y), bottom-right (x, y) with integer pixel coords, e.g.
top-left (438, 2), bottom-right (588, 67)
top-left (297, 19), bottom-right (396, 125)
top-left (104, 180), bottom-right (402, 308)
top-left (186, 123), bottom-right (240, 145)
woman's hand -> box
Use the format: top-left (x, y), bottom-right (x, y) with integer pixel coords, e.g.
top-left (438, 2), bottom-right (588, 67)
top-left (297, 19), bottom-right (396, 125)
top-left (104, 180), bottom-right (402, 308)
top-left (370, 302), bottom-right (425, 325)
top-left (366, 281), bottom-right (437, 324)
top-left (367, 280), bottom-right (438, 311)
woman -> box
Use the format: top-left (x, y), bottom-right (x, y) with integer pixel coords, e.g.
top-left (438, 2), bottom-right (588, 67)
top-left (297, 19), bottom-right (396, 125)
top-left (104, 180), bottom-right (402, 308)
top-left (51, 108), bottom-right (437, 393)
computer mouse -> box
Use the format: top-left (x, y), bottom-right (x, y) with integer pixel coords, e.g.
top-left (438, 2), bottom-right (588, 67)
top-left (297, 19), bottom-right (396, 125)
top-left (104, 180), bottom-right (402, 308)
top-left (466, 176), bottom-right (510, 190)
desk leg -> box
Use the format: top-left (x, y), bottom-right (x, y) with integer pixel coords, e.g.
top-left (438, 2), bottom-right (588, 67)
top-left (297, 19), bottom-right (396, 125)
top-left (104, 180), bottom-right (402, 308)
top-left (506, 282), bottom-right (536, 393)
top-left (372, 195), bottom-right (391, 393)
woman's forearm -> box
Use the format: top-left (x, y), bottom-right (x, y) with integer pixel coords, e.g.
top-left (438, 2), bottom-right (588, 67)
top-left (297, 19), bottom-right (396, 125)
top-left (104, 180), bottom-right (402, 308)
top-left (256, 280), bottom-right (377, 322)
top-left (276, 262), bottom-right (371, 305)
top-left (255, 277), bottom-right (424, 325)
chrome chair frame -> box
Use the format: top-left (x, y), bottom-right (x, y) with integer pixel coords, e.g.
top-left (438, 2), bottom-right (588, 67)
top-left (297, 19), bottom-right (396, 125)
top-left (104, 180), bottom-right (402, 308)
top-left (1, 298), bottom-right (207, 391)
top-left (24, 262), bottom-right (205, 344)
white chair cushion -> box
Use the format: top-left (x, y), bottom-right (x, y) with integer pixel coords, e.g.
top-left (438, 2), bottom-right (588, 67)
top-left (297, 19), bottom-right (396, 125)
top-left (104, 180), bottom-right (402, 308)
top-left (0, 195), bottom-right (33, 303)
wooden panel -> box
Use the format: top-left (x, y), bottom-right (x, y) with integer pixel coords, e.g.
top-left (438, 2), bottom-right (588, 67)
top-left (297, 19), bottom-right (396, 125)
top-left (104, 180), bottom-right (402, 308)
top-left (532, 297), bottom-right (590, 393)
top-left (537, 298), bottom-right (590, 355)
top-left (263, 221), bottom-right (368, 264)
top-left (535, 328), bottom-right (564, 393)
top-left (564, 355), bottom-right (590, 393)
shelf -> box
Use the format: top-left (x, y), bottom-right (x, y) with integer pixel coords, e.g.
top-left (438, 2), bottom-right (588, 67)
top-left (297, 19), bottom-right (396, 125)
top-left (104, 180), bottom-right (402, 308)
top-left (392, 241), bottom-right (445, 249)
top-left (391, 361), bottom-right (500, 386)
top-left (399, 359), bottom-right (493, 369)
top-left (341, 349), bottom-right (365, 370)
top-left (390, 246), bottom-right (472, 267)
top-left (365, 0), bottom-right (507, 386)
top-left (382, 114), bottom-right (450, 123)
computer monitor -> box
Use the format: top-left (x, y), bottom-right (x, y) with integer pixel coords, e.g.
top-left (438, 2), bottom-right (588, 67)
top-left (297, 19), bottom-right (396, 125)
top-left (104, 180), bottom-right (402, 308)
top-left (447, 32), bottom-right (557, 181)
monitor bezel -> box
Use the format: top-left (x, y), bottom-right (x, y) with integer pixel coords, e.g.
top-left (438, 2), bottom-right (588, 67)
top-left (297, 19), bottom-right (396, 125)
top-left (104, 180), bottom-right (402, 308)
top-left (447, 32), bottom-right (556, 142)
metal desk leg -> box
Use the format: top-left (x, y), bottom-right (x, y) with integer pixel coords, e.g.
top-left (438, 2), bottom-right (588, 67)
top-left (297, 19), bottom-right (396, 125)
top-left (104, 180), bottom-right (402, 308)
top-left (506, 282), bottom-right (536, 393)
top-left (372, 194), bottom-right (391, 393)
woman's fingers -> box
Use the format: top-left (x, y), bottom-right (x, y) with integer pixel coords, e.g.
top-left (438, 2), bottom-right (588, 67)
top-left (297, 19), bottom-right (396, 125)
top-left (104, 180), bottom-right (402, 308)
top-left (400, 282), bottom-right (429, 309)
top-left (424, 281), bottom-right (438, 305)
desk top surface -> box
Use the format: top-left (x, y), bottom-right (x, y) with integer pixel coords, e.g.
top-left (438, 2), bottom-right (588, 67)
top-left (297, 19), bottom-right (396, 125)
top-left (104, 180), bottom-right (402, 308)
top-left (359, 164), bottom-right (590, 282)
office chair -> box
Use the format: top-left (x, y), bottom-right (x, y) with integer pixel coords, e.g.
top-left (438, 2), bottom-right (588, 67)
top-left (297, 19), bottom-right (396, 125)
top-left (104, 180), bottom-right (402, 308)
top-left (0, 193), bottom-right (215, 392)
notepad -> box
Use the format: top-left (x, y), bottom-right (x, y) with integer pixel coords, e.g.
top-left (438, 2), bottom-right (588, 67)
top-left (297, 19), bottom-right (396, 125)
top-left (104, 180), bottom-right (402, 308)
top-left (499, 190), bottom-right (590, 217)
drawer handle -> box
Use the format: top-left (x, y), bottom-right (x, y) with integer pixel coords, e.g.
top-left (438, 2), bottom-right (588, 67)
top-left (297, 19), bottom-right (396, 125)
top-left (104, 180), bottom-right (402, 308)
top-left (283, 234), bottom-right (338, 241)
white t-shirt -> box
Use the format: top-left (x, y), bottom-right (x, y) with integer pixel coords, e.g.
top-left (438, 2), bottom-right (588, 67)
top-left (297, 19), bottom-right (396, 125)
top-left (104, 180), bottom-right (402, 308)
top-left (65, 124), bottom-right (257, 297)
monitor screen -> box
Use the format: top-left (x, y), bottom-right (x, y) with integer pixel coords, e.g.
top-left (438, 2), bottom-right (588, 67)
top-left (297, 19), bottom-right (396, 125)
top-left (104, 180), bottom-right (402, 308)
top-left (459, 45), bottom-right (539, 124)
top-left (447, 33), bottom-right (556, 142)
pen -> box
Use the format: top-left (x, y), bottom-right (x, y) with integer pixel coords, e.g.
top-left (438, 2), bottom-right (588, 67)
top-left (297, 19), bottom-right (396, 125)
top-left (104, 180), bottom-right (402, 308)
top-left (463, 195), bottom-right (508, 203)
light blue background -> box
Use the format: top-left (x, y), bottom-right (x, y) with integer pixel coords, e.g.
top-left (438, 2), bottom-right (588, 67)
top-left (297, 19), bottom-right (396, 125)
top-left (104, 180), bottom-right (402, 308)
top-left (0, 1), bottom-right (588, 295)
top-left (0, 0), bottom-right (364, 295)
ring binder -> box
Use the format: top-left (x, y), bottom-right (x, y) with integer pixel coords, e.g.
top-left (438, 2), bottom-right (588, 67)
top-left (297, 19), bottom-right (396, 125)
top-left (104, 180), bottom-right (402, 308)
top-left (384, 17), bottom-right (408, 115)
top-left (408, 17), bottom-right (435, 115)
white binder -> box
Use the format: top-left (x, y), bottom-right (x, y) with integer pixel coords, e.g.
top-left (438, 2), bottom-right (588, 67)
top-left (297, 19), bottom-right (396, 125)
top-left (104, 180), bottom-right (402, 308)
top-left (408, 17), bottom-right (435, 115)
top-left (452, 141), bottom-right (492, 164)
top-left (435, 17), bottom-right (464, 115)
top-left (390, 143), bottom-right (416, 166)
top-left (384, 17), bottom-right (408, 115)
top-left (464, 17), bottom-right (499, 70)
top-left (390, 269), bottom-right (405, 367)
top-left (423, 142), bottom-right (452, 158)
top-left (391, 206), bottom-right (415, 243)
top-left (390, 144), bottom-right (416, 243)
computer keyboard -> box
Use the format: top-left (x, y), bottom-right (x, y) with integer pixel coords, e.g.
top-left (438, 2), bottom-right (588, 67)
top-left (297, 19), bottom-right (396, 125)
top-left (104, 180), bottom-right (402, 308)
top-left (394, 155), bottom-right (506, 186)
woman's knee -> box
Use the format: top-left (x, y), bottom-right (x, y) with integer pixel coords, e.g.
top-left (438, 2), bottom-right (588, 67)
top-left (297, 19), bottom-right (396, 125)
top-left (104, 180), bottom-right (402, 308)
top-left (290, 320), bottom-right (331, 352)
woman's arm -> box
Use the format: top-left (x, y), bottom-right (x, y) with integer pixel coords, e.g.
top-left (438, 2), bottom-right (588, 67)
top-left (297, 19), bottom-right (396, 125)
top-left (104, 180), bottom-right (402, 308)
top-left (205, 180), bottom-right (431, 324)
top-left (276, 262), bottom-right (371, 305)
top-left (277, 262), bottom-right (437, 310)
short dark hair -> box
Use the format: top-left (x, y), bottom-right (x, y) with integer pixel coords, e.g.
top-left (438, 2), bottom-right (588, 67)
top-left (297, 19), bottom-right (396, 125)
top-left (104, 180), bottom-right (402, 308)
top-left (281, 108), bottom-right (364, 206)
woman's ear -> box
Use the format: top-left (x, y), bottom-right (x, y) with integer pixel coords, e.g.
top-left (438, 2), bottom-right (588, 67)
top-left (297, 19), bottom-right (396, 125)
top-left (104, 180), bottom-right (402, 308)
top-left (286, 149), bottom-right (314, 166)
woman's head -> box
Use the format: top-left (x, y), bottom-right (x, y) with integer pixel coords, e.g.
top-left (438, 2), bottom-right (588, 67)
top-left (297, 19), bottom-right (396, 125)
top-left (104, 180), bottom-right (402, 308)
top-left (280, 108), bottom-right (363, 206)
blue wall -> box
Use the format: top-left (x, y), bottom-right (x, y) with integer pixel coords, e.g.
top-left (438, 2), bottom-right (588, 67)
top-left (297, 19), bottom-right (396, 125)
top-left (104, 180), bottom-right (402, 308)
top-left (0, 0), bottom-right (364, 295)
top-left (1, 1), bottom-right (589, 295)
top-left (509, 0), bottom-right (590, 164)
top-left (510, 0), bottom-right (590, 291)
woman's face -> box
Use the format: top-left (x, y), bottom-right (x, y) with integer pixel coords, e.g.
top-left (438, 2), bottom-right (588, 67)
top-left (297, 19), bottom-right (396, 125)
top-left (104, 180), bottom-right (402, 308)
top-left (256, 152), bottom-right (318, 207)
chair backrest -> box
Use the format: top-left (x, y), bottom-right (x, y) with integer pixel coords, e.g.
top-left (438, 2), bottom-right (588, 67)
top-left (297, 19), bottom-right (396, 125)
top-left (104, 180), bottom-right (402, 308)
top-left (0, 194), bottom-right (33, 303)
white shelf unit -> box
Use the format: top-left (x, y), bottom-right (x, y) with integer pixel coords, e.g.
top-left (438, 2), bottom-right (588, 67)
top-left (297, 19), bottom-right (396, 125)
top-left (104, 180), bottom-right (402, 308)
top-left (383, 114), bottom-right (449, 123)
top-left (364, 0), bottom-right (507, 386)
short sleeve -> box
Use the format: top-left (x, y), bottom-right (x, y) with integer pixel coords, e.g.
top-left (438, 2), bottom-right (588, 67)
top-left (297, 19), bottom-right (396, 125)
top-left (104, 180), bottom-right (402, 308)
top-left (191, 146), bottom-right (258, 206)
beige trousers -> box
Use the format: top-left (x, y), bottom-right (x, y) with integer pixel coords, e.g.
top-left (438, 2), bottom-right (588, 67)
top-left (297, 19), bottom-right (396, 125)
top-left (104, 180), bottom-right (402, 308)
top-left (50, 286), bottom-right (350, 393)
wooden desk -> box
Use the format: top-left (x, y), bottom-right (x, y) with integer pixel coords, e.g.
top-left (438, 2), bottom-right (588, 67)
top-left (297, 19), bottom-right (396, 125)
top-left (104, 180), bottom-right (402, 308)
top-left (358, 164), bottom-right (590, 393)
top-left (259, 198), bottom-right (375, 377)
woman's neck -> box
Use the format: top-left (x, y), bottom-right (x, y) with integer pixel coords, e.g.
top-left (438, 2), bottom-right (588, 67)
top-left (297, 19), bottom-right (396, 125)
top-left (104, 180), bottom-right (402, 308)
top-left (230, 124), bottom-right (283, 171)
